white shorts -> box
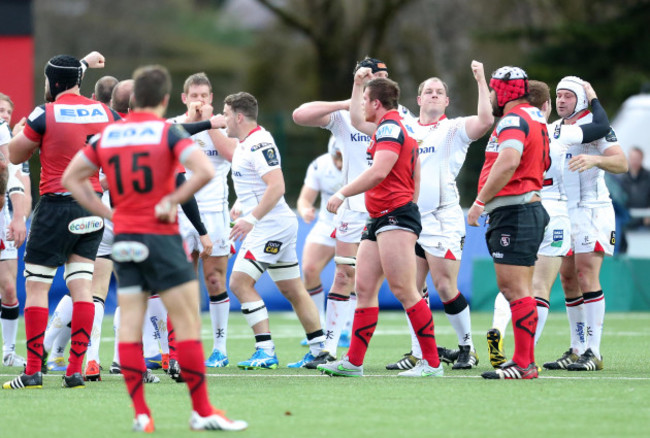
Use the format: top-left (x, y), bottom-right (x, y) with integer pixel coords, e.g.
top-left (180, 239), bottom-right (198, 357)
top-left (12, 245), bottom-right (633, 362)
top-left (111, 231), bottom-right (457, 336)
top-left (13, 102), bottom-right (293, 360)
top-left (417, 204), bottom-right (465, 260)
top-left (1, 204), bottom-right (15, 261)
top-left (305, 220), bottom-right (336, 247)
top-left (96, 217), bottom-right (114, 258)
top-left (235, 213), bottom-right (299, 266)
top-left (333, 208), bottom-right (368, 244)
top-left (538, 199), bottom-right (571, 257)
top-left (569, 205), bottom-right (615, 256)
top-left (179, 209), bottom-right (231, 257)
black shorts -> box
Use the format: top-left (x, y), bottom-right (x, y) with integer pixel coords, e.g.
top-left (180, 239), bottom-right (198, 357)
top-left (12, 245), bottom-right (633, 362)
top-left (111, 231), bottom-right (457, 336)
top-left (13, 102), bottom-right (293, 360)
top-left (485, 202), bottom-right (549, 267)
top-left (415, 242), bottom-right (426, 259)
top-left (112, 233), bottom-right (196, 294)
top-left (25, 194), bottom-right (104, 266)
top-left (362, 202), bottom-right (422, 242)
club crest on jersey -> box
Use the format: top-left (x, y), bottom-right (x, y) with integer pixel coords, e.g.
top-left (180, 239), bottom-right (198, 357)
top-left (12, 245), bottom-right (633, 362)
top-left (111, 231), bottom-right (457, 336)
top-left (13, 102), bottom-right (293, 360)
top-left (551, 229), bottom-right (564, 247)
top-left (553, 124), bottom-right (562, 139)
top-left (54, 104), bottom-right (109, 124)
top-left (500, 234), bottom-right (511, 247)
top-left (262, 148), bottom-right (279, 166)
top-left (263, 240), bottom-right (282, 254)
top-left (68, 216), bottom-right (104, 234)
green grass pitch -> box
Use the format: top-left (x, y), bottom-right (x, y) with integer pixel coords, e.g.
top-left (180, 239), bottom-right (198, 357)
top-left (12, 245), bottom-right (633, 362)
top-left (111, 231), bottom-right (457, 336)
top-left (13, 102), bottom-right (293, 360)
top-left (1, 311), bottom-right (649, 437)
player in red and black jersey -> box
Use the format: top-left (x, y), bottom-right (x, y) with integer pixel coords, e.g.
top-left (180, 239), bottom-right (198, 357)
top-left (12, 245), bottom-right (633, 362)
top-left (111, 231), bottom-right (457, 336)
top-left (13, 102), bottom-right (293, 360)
top-left (318, 78), bottom-right (442, 378)
top-left (62, 65), bottom-right (246, 432)
top-left (3, 51), bottom-right (119, 390)
top-left (467, 66), bottom-right (550, 380)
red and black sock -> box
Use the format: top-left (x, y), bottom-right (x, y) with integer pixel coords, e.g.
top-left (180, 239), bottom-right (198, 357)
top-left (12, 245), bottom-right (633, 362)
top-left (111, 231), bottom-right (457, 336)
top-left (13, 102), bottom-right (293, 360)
top-left (406, 299), bottom-right (440, 367)
top-left (24, 306), bottom-right (48, 375)
top-left (347, 307), bottom-right (379, 367)
top-left (510, 296), bottom-right (538, 367)
top-left (167, 316), bottom-right (177, 361)
top-left (176, 339), bottom-right (213, 416)
top-left (67, 301), bottom-right (94, 376)
top-left (119, 342), bottom-right (150, 416)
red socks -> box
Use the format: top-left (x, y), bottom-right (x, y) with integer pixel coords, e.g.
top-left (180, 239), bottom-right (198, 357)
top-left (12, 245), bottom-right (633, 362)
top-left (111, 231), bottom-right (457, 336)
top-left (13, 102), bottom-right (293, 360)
top-left (511, 296), bottom-right (538, 367)
top-left (67, 301), bottom-right (94, 376)
top-left (176, 339), bottom-right (213, 416)
top-left (347, 307), bottom-right (379, 366)
top-left (406, 299), bottom-right (440, 367)
top-left (167, 316), bottom-right (177, 361)
top-left (119, 342), bottom-right (150, 416)
top-left (24, 306), bottom-right (48, 375)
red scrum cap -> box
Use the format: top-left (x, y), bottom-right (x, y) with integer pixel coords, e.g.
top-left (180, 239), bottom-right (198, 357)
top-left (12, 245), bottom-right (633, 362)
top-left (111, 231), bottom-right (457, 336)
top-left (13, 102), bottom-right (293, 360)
top-left (489, 66), bottom-right (528, 108)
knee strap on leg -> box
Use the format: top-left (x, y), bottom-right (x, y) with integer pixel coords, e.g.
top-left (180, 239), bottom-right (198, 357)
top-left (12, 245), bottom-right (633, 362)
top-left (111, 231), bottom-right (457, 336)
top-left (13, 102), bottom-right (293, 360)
top-left (241, 300), bottom-right (268, 327)
top-left (24, 263), bottom-right (57, 285)
top-left (268, 262), bottom-right (300, 282)
top-left (334, 256), bottom-right (356, 268)
top-left (233, 257), bottom-right (267, 282)
top-left (64, 262), bottom-right (94, 284)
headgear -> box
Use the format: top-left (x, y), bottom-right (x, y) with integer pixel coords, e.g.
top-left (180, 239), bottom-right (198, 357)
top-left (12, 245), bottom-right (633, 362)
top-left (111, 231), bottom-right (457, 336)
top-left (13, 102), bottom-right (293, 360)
top-left (556, 76), bottom-right (588, 119)
top-left (489, 66), bottom-right (528, 108)
top-left (354, 57), bottom-right (388, 76)
top-left (45, 55), bottom-right (83, 100)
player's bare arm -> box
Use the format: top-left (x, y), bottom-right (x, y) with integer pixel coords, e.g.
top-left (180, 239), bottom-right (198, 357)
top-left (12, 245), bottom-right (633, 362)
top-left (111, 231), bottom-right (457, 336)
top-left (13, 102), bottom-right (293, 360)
top-left (350, 67), bottom-right (378, 136)
top-left (292, 100), bottom-right (349, 128)
top-left (465, 60), bottom-right (494, 140)
top-left (8, 132), bottom-right (38, 165)
top-left (297, 185), bottom-right (319, 223)
top-left (568, 145), bottom-right (628, 174)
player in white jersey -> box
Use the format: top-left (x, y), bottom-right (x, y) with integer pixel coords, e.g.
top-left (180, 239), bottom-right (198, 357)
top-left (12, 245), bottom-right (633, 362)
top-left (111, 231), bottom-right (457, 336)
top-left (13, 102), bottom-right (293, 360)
top-left (168, 73), bottom-right (232, 368)
top-left (296, 137), bottom-right (343, 332)
top-left (348, 61), bottom-right (493, 370)
top-left (0, 101), bottom-right (29, 367)
top-left (541, 76), bottom-right (627, 372)
top-left (487, 80), bottom-right (613, 369)
top-left (210, 92), bottom-right (325, 369)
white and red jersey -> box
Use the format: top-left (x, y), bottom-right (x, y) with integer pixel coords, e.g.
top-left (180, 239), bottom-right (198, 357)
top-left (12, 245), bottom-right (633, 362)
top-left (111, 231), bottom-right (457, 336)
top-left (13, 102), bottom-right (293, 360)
top-left (550, 113), bottom-right (618, 209)
top-left (168, 114), bottom-right (230, 212)
top-left (323, 110), bottom-right (371, 213)
top-left (479, 103), bottom-right (550, 197)
top-left (83, 112), bottom-right (197, 235)
top-left (23, 93), bottom-right (120, 195)
top-left (409, 115), bottom-right (472, 213)
top-left (231, 126), bottom-right (293, 220)
top-left (0, 120), bottom-right (10, 145)
top-left (303, 153), bottom-right (343, 225)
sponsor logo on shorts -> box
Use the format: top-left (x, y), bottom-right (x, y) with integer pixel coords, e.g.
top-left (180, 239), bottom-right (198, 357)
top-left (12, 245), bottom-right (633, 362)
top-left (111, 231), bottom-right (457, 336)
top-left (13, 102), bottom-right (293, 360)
top-left (339, 222), bottom-right (349, 232)
top-left (582, 235), bottom-right (593, 246)
top-left (500, 234), bottom-right (511, 247)
top-left (460, 236), bottom-right (465, 251)
top-left (112, 241), bottom-right (150, 263)
top-left (263, 240), bottom-right (282, 254)
top-left (610, 231), bottom-right (616, 245)
top-left (492, 252), bottom-right (504, 259)
top-left (388, 216), bottom-right (397, 225)
top-left (551, 229), bottom-right (564, 247)
top-left (68, 216), bottom-right (104, 234)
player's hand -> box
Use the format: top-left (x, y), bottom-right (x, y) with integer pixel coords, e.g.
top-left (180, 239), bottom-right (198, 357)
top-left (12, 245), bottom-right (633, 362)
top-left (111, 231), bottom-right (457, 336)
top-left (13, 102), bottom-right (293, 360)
top-left (471, 60), bottom-right (485, 82)
top-left (326, 194), bottom-right (343, 214)
top-left (230, 201), bottom-right (242, 221)
top-left (354, 67), bottom-right (373, 86)
top-left (230, 218), bottom-right (253, 241)
top-left (210, 114), bottom-right (227, 129)
top-left (12, 117), bottom-right (26, 137)
top-left (187, 102), bottom-right (203, 122)
top-left (83, 51), bottom-right (105, 68)
top-left (7, 216), bottom-right (26, 247)
top-left (199, 103), bottom-right (213, 121)
top-left (583, 81), bottom-right (597, 102)
top-left (568, 154), bottom-right (600, 173)
top-left (154, 196), bottom-right (178, 223)
top-left (299, 206), bottom-right (316, 223)
top-left (467, 203), bottom-right (484, 227)
top-left (198, 234), bottom-right (213, 259)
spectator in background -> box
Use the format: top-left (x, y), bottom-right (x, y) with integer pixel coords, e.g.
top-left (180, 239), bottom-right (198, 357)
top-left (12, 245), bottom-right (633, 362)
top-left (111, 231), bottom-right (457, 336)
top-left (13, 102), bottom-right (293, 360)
top-left (618, 147), bottom-right (650, 253)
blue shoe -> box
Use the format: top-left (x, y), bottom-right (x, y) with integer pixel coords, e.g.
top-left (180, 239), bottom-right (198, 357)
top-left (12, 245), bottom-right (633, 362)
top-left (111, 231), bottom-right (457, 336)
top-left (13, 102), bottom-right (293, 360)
top-left (299, 338), bottom-right (308, 346)
top-left (205, 349), bottom-right (229, 368)
top-left (145, 354), bottom-right (162, 370)
top-left (46, 357), bottom-right (67, 372)
top-left (287, 352), bottom-right (315, 368)
top-left (338, 330), bottom-right (351, 348)
top-left (237, 348), bottom-right (279, 370)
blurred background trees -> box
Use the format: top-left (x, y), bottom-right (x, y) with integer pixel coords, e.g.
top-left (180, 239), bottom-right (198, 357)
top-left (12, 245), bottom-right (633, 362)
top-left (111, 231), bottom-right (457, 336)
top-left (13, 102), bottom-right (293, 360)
top-left (29, 0), bottom-right (650, 205)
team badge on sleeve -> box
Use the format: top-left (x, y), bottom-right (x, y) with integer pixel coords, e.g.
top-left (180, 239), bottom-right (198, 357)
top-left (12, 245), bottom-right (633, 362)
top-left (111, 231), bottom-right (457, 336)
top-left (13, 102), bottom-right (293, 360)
top-left (375, 122), bottom-right (402, 141)
top-left (496, 115), bottom-right (521, 135)
top-left (605, 128), bottom-right (618, 142)
top-left (262, 148), bottom-right (280, 166)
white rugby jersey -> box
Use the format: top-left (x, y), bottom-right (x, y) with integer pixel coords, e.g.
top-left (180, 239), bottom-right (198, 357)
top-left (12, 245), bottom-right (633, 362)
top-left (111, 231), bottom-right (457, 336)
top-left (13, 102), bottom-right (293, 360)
top-left (231, 126), bottom-right (293, 219)
top-left (550, 114), bottom-right (618, 209)
top-left (408, 116), bottom-right (471, 213)
top-left (169, 114), bottom-right (230, 212)
top-left (303, 153), bottom-right (343, 225)
top-left (323, 110), bottom-right (370, 212)
top-left (0, 120), bottom-right (10, 145)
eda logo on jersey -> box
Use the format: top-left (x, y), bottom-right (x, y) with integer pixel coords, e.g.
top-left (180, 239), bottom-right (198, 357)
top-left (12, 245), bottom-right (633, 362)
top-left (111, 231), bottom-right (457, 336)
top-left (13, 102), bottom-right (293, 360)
top-left (68, 216), bottom-right (104, 234)
top-left (54, 104), bottom-right (109, 124)
top-left (102, 121), bottom-right (165, 147)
